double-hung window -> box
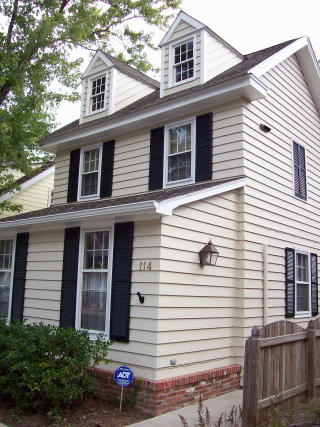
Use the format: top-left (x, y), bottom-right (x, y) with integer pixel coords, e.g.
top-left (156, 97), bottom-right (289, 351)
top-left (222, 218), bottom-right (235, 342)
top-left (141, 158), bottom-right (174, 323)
top-left (164, 118), bottom-right (195, 187)
top-left (0, 239), bottom-right (14, 318)
top-left (292, 140), bottom-right (307, 200)
top-left (173, 39), bottom-right (194, 85)
top-left (295, 250), bottom-right (311, 316)
top-left (90, 75), bottom-right (106, 113)
top-left (79, 145), bottom-right (102, 200)
top-left (79, 230), bottom-right (111, 334)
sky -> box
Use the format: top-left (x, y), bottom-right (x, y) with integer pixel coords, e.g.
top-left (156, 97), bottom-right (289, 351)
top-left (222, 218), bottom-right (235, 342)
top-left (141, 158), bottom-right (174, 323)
top-left (54, 0), bottom-right (320, 128)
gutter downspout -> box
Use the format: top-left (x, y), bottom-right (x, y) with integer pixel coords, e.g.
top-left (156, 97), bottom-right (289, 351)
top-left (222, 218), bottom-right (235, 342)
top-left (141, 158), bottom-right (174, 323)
top-left (263, 244), bottom-right (269, 326)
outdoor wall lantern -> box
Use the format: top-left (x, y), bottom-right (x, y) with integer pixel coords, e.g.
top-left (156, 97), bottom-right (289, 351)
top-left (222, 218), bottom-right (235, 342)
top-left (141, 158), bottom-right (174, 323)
top-left (199, 240), bottom-right (219, 265)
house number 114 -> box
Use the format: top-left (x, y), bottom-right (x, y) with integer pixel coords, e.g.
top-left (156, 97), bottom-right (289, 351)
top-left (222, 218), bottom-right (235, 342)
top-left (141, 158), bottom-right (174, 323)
top-left (139, 262), bottom-right (152, 270)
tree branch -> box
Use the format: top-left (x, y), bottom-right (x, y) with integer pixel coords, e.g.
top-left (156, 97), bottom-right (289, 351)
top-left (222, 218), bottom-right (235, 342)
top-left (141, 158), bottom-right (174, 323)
top-left (0, 83), bottom-right (11, 107)
top-left (7, 0), bottom-right (19, 45)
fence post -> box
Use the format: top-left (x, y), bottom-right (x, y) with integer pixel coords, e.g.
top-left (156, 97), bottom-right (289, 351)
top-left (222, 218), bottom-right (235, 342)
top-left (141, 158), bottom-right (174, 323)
top-left (308, 319), bottom-right (316, 398)
top-left (242, 325), bottom-right (261, 426)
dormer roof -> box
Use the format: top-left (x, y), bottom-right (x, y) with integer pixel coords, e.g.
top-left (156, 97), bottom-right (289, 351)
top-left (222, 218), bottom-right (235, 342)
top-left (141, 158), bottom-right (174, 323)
top-left (159, 10), bottom-right (243, 60)
top-left (82, 50), bottom-right (159, 88)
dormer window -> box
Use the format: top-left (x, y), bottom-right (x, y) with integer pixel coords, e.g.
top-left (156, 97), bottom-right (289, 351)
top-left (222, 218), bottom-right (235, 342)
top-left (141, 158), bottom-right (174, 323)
top-left (91, 75), bottom-right (106, 112)
top-left (174, 40), bottom-right (194, 83)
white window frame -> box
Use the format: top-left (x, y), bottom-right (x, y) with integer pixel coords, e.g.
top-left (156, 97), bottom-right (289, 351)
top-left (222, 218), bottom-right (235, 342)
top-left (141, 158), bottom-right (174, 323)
top-left (0, 237), bottom-right (16, 321)
top-left (78, 143), bottom-right (103, 202)
top-left (294, 248), bottom-right (311, 318)
top-left (163, 117), bottom-right (196, 188)
top-left (169, 35), bottom-right (196, 88)
top-left (85, 71), bottom-right (108, 117)
top-left (291, 138), bottom-right (308, 202)
top-left (75, 227), bottom-right (114, 339)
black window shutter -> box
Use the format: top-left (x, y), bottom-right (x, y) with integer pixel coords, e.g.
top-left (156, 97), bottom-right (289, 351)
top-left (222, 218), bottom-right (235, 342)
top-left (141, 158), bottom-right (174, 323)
top-left (285, 247), bottom-right (295, 318)
top-left (293, 141), bottom-right (307, 200)
top-left (311, 253), bottom-right (318, 316)
top-left (110, 222), bottom-right (134, 342)
top-left (196, 112), bottom-right (213, 182)
top-left (11, 233), bottom-right (29, 322)
top-left (60, 227), bottom-right (80, 328)
top-left (100, 140), bottom-right (115, 198)
top-left (149, 127), bottom-right (164, 190)
top-left (67, 149), bottom-right (81, 203)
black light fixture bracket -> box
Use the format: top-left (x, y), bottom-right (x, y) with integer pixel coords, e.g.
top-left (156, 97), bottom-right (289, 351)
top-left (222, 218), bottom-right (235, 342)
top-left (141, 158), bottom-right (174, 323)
top-left (137, 292), bottom-right (145, 304)
top-left (260, 123), bottom-right (271, 133)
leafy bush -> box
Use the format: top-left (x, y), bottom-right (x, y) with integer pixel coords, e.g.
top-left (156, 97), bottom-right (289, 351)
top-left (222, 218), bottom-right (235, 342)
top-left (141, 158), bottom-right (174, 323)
top-left (0, 317), bottom-right (112, 414)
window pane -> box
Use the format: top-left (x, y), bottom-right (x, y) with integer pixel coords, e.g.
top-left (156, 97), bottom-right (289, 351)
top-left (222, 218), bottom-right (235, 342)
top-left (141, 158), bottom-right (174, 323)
top-left (168, 152), bottom-right (191, 182)
top-left (297, 283), bottom-right (309, 312)
top-left (81, 172), bottom-right (98, 196)
top-left (81, 272), bottom-right (107, 332)
top-left (0, 272), bottom-right (11, 317)
top-left (297, 253), bottom-right (308, 282)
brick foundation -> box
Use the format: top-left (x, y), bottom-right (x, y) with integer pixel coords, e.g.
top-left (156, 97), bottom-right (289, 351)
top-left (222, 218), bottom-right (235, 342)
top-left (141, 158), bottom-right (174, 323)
top-left (93, 364), bottom-right (241, 416)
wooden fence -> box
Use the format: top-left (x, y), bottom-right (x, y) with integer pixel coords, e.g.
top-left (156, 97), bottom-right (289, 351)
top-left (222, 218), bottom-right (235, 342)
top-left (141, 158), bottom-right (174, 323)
top-left (242, 318), bottom-right (320, 425)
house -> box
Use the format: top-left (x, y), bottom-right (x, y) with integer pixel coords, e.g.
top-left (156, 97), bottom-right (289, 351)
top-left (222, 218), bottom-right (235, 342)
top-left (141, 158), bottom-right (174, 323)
top-left (0, 162), bottom-right (55, 217)
top-left (0, 11), bottom-right (319, 416)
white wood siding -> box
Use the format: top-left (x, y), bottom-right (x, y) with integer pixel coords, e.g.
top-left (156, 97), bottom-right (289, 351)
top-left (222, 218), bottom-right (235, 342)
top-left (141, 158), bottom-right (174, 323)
top-left (238, 54), bottom-right (320, 362)
top-left (1, 173), bottom-right (54, 218)
top-left (53, 99), bottom-right (245, 204)
top-left (24, 230), bottom-right (64, 325)
top-left (154, 190), bottom-right (240, 379)
top-left (206, 34), bottom-right (242, 80)
top-left (114, 71), bottom-right (155, 113)
top-left (168, 19), bottom-right (196, 41)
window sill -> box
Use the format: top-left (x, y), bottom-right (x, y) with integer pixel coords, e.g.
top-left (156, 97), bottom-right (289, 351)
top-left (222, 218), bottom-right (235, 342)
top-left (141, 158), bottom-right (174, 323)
top-left (85, 108), bottom-right (107, 117)
top-left (294, 312), bottom-right (311, 319)
top-left (78, 194), bottom-right (100, 202)
top-left (170, 75), bottom-right (196, 88)
top-left (164, 178), bottom-right (195, 189)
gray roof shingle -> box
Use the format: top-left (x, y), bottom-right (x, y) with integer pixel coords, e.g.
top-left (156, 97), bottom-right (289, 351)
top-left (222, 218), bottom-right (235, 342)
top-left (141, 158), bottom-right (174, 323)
top-left (0, 176), bottom-right (244, 224)
top-left (38, 38), bottom-right (296, 145)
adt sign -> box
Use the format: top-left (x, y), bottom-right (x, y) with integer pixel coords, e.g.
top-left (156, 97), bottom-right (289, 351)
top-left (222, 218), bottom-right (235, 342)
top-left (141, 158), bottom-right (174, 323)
top-left (114, 366), bottom-right (134, 387)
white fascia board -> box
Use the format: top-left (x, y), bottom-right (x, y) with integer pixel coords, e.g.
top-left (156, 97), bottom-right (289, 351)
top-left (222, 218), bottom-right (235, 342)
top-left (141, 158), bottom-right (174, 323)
top-left (0, 200), bottom-right (159, 231)
top-left (155, 177), bottom-right (246, 215)
top-left (82, 50), bottom-right (114, 79)
top-left (159, 11), bottom-right (204, 46)
top-left (248, 37), bottom-right (309, 77)
top-left (0, 166), bottom-right (55, 203)
top-left (41, 74), bottom-right (268, 151)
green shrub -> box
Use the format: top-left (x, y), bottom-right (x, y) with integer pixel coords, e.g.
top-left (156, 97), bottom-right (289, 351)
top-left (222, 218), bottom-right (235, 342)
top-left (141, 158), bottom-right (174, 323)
top-left (0, 317), bottom-right (112, 414)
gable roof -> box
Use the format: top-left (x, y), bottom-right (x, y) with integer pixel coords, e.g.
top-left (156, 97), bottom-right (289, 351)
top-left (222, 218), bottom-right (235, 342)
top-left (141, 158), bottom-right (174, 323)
top-left (159, 10), bottom-right (243, 59)
top-left (38, 38), bottom-right (296, 146)
top-left (0, 162), bottom-right (55, 203)
top-left (82, 49), bottom-right (159, 89)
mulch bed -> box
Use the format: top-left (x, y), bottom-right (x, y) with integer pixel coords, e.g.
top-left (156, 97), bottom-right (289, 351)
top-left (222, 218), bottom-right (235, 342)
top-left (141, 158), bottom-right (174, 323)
top-left (0, 396), bottom-right (152, 427)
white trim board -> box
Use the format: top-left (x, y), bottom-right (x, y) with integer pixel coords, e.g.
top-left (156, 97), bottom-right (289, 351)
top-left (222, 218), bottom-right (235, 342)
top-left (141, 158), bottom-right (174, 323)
top-left (0, 166), bottom-right (55, 203)
top-left (0, 177), bottom-right (246, 230)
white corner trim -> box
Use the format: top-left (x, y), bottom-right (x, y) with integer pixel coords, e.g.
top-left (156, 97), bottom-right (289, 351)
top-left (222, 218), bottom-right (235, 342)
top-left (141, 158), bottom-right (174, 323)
top-left (0, 166), bottom-right (55, 204)
top-left (200, 29), bottom-right (207, 84)
top-left (155, 177), bottom-right (246, 215)
top-left (159, 11), bottom-right (205, 47)
top-left (82, 50), bottom-right (114, 79)
top-left (108, 67), bottom-right (117, 115)
top-left (79, 79), bottom-right (86, 125)
top-left (248, 37), bottom-right (310, 77)
top-left (160, 47), bottom-right (165, 98)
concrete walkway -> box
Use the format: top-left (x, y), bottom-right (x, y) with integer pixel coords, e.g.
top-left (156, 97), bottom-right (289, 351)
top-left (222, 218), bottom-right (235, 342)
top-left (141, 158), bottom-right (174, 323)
top-left (129, 389), bottom-right (243, 426)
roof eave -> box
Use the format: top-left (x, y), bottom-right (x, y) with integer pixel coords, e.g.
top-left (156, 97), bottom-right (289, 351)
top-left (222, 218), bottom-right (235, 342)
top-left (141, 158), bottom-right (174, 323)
top-left (40, 74), bottom-right (268, 152)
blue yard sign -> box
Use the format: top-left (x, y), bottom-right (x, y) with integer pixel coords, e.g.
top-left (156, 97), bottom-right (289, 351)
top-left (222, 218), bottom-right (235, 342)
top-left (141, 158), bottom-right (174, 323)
top-left (114, 366), bottom-right (134, 412)
top-left (114, 366), bottom-right (134, 387)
